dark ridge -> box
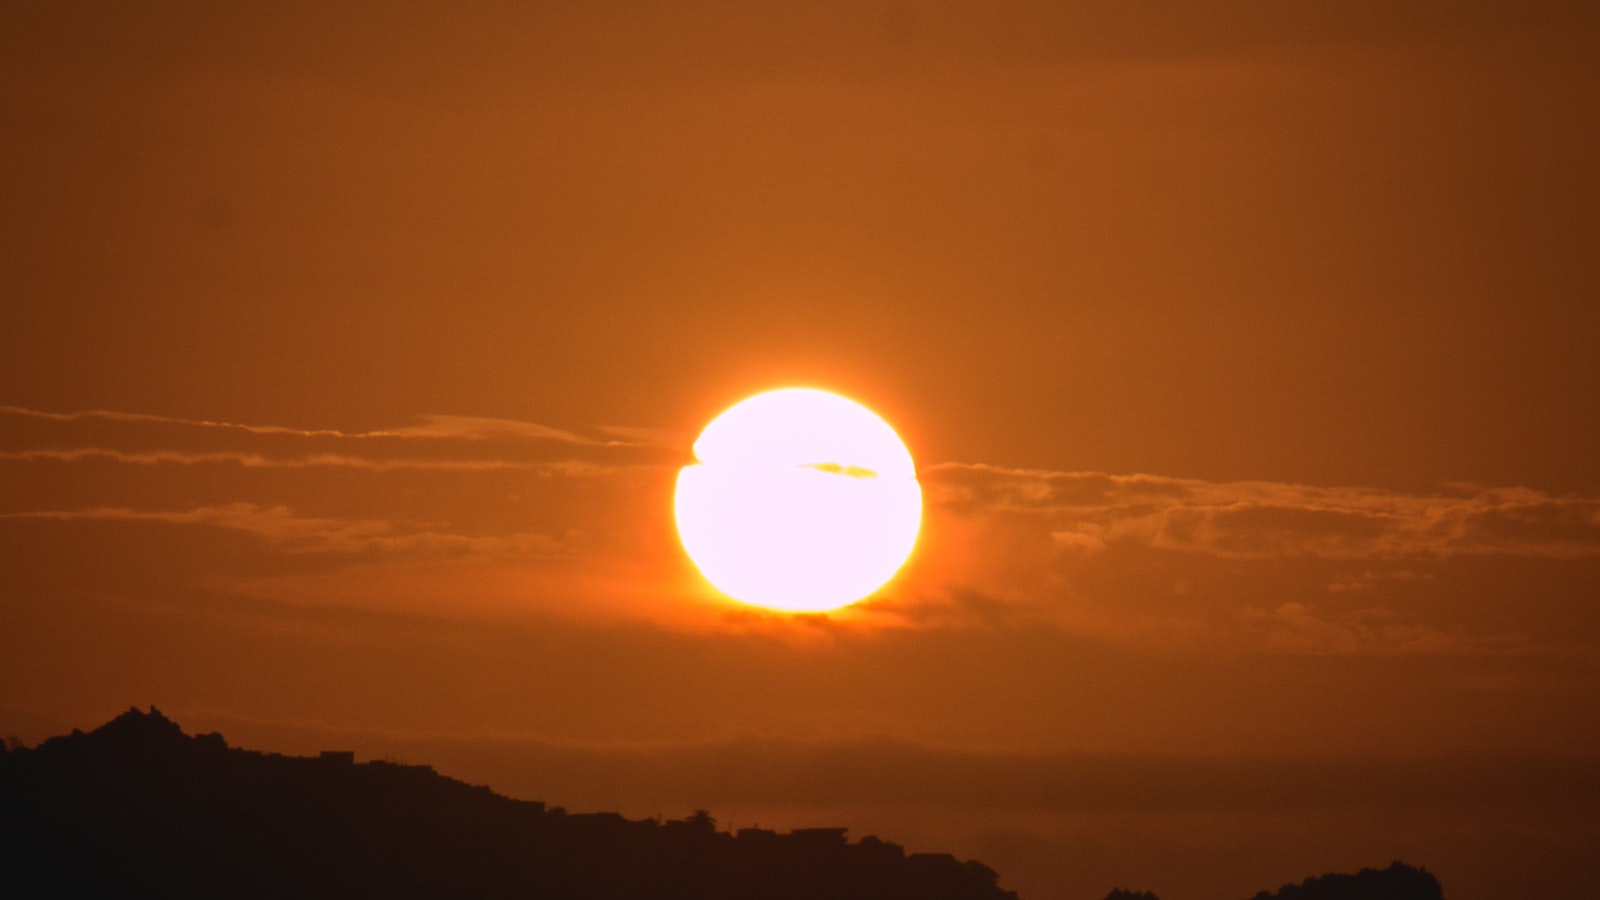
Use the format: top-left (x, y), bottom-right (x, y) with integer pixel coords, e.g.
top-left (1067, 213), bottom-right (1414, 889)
top-left (0, 707), bottom-right (1016, 900)
top-left (1097, 862), bottom-right (1444, 900)
top-left (1248, 861), bottom-right (1444, 900)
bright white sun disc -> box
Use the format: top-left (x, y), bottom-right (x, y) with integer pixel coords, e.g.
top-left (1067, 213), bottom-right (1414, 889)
top-left (675, 388), bottom-right (922, 613)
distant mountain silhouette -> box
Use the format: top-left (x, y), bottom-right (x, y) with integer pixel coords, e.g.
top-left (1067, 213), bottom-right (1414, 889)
top-left (1, 707), bottom-right (1017, 899)
top-left (1248, 861), bottom-right (1443, 900)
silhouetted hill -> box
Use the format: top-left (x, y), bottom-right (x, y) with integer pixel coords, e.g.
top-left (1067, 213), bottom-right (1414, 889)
top-left (1097, 863), bottom-right (1443, 900)
top-left (1249, 861), bottom-right (1443, 900)
top-left (0, 707), bottom-right (1016, 899)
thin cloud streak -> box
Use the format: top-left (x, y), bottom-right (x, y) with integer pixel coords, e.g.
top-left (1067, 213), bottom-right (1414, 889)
top-left (926, 463), bottom-right (1600, 560)
top-left (388, 414), bottom-right (646, 447)
top-left (0, 404), bottom-right (398, 439)
top-left (1241, 601), bottom-right (1532, 657)
top-left (0, 405), bottom-right (651, 447)
top-left (0, 447), bottom-right (634, 474)
top-left (4, 503), bottom-right (569, 558)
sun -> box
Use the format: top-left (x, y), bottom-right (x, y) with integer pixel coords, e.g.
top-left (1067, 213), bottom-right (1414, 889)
top-left (675, 388), bottom-right (923, 613)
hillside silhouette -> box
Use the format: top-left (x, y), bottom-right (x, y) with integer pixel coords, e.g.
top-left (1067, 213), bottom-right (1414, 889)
top-left (1248, 861), bottom-right (1443, 900)
top-left (3, 708), bottom-right (1447, 899)
top-left (1, 707), bottom-right (1015, 899)
top-left (1098, 861), bottom-right (1442, 900)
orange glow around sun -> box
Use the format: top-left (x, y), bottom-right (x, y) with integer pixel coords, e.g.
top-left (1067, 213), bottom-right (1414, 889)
top-left (674, 388), bottom-right (922, 613)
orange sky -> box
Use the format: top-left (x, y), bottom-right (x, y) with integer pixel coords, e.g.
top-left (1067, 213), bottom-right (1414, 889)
top-left (3, 4), bottom-right (1598, 899)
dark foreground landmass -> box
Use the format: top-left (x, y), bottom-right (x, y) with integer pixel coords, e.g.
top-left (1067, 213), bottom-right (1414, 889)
top-left (1, 707), bottom-right (1014, 899)
top-left (2, 708), bottom-right (1442, 899)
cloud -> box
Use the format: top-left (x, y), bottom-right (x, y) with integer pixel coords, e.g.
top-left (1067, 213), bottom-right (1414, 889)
top-left (0, 405), bottom-right (681, 474)
top-left (384, 414), bottom-right (639, 447)
top-left (858, 587), bottom-right (1043, 631)
top-left (594, 424), bottom-right (691, 449)
top-left (0, 447), bottom-right (626, 473)
top-left (1, 500), bottom-right (654, 626)
top-left (924, 464), bottom-right (1600, 561)
top-left (900, 464), bottom-right (1600, 656)
top-left (8, 406), bottom-right (1599, 654)
top-left (4, 503), bottom-right (590, 561)
top-left (12, 503), bottom-right (420, 553)
top-left (1239, 600), bottom-right (1528, 656)
top-left (0, 404), bottom-right (659, 447)
top-left (0, 406), bottom-right (704, 627)
top-left (0, 405), bottom-right (390, 439)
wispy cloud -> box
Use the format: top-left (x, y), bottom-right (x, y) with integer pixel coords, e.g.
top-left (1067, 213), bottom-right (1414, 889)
top-left (4, 503), bottom-right (567, 558)
top-left (926, 463), bottom-right (1600, 560)
top-left (0, 405), bottom-right (660, 448)
top-left (0, 405), bottom-right (393, 439)
top-left (0, 404), bottom-right (680, 477)
top-left (385, 414), bottom-right (643, 447)
top-left (0, 406), bottom-right (681, 625)
top-left (9, 406), bottom-right (1599, 653)
top-left (0, 447), bottom-right (624, 473)
top-left (1239, 601), bottom-right (1529, 656)
top-left (896, 464), bottom-right (1600, 656)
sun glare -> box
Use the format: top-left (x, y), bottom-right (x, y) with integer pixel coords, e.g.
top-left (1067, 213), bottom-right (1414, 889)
top-left (675, 388), bottom-right (922, 613)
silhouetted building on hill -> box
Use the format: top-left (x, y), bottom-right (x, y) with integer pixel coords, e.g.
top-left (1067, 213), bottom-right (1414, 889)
top-left (1, 707), bottom-right (1019, 900)
top-left (792, 826), bottom-right (850, 847)
top-left (857, 834), bottom-right (907, 862)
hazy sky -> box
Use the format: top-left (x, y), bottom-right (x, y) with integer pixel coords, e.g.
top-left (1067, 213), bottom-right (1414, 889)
top-left (4, 4), bottom-right (1598, 899)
